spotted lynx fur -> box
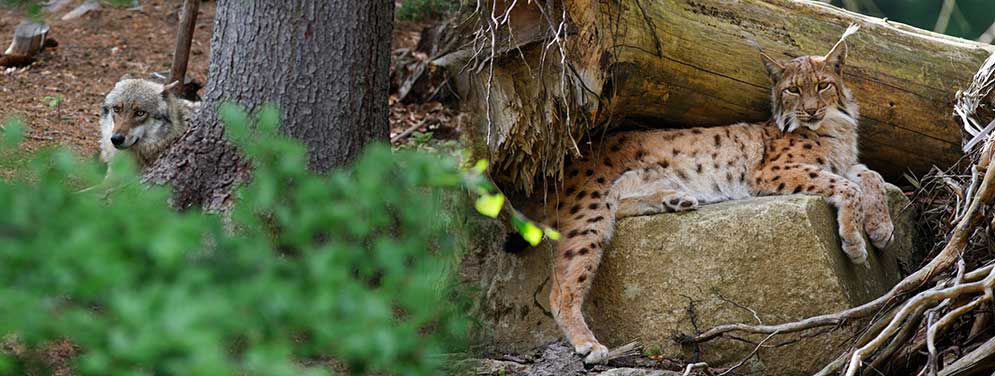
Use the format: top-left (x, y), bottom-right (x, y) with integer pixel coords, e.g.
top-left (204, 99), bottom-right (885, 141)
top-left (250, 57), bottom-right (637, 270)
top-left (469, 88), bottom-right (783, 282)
top-left (544, 25), bottom-right (895, 363)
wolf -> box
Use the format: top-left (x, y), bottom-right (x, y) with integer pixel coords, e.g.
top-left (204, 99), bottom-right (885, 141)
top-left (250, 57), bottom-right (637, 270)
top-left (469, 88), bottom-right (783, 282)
top-left (99, 76), bottom-right (199, 170)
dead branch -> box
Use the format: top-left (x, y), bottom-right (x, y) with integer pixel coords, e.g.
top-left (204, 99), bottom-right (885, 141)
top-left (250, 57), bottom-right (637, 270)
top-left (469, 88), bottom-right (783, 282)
top-left (937, 335), bottom-right (995, 376)
top-left (844, 268), bottom-right (995, 376)
top-left (605, 341), bottom-right (641, 361)
top-left (867, 304), bottom-right (929, 372)
top-left (934, 0), bottom-right (957, 34)
top-left (978, 20), bottom-right (995, 44)
top-left (716, 331), bottom-right (778, 376)
top-left (168, 0), bottom-right (201, 97)
top-left (682, 362), bottom-right (711, 376)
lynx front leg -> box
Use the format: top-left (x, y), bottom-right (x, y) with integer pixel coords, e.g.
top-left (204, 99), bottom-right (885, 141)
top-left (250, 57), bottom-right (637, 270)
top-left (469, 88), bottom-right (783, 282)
top-left (616, 189), bottom-right (699, 218)
top-left (755, 164), bottom-right (868, 264)
top-left (847, 164), bottom-right (895, 249)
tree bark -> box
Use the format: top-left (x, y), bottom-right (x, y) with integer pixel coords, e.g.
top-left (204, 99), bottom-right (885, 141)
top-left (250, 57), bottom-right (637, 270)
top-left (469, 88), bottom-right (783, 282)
top-left (450, 0), bottom-right (995, 194)
top-left (144, 0), bottom-right (393, 211)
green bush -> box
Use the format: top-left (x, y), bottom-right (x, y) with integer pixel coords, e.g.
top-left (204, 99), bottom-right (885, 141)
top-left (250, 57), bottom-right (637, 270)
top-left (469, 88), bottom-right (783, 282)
top-left (396, 0), bottom-right (461, 21)
top-left (0, 106), bottom-right (472, 376)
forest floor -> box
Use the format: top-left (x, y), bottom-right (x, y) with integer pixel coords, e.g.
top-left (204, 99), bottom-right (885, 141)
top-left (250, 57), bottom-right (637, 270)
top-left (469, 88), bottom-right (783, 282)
top-left (0, 0), bottom-right (215, 157)
top-left (0, 0), bottom-right (462, 162)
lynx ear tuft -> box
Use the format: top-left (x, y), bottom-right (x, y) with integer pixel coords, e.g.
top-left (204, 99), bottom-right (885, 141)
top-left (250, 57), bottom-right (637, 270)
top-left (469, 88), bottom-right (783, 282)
top-left (745, 35), bottom-right (784, 82)
top-left (760, 52), bottom-right (784, 82)
top-left (825, 24), bottom-right (859, 74)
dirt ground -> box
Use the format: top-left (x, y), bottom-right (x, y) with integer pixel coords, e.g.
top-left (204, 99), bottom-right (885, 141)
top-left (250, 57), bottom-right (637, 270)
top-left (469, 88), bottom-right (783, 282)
top-left (0, 0), bottom-right (215, 158)
top-left (0, 1), bottom-right (458, 161)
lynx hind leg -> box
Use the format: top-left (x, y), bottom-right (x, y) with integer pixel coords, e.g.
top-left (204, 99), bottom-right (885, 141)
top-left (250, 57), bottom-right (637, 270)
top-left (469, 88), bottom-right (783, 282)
top-left (847, 164), bottom-right (895, 249)
top-left (616, 190), bottom-right (699, 218)
top-left (551, 204), bottom-right (615, 363)
top-left (613, 169), bottom-right (699, 219)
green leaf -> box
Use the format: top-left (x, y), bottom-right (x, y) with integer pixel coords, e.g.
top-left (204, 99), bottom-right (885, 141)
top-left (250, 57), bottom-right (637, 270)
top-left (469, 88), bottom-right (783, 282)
top-left (472, 159), bottom-right (489, 174)
top-left (474, 193), bottom-right (504, 218)
top-left (219, 103), bottom-right (250, 143)
top-left (516, 221), bottom-right (543, 246)
top-left (2, 118), bottom-right (25, 147)
top-left (543, 227), bottom-right (561, 241)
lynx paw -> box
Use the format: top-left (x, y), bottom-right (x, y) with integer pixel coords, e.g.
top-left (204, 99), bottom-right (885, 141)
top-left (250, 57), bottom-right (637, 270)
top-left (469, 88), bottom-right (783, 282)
top-left (866, 220), bottom-right (895, 249)
top-left (574, 341), bottom-right (610, 364)
top-left (664, 194), bottom-right (699, 212)
top-left (842, 238), bottom-right (868, 265)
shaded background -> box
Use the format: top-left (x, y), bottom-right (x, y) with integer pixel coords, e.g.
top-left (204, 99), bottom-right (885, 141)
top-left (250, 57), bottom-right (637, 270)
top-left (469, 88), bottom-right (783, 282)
top-left (825, 0), bottom-right (995, 42)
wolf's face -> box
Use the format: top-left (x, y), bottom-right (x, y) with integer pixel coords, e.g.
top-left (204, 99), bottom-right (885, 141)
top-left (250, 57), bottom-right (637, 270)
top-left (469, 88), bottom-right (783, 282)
top-left (101, 79), bottom-right (171, 150)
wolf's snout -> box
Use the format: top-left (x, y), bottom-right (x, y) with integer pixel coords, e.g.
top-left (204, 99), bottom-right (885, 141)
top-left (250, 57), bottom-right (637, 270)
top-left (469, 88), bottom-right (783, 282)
top-left (110, 134), bottom-right (125, 146)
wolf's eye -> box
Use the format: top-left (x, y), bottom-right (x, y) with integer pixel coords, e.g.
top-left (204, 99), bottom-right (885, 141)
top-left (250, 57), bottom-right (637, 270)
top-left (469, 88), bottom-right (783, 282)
top-left (784, 87), bottom-right (800, 95)
top-left (113, 106), bottom-right (122, 113)
top-left (135, 110), bottom-right (147, 117)
top-left (818, 82), bottom-right (832, 91)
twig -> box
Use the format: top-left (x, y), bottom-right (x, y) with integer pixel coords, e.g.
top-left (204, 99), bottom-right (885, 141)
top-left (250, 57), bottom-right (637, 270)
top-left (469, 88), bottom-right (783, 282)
top-left (924, 259), bottom-right (967, 375)
top-left (716, 292), bottom-right (764, 325)
top-left (979, 19), bottom-right (995, 44)
top-left (926, 294), bottom-right (990, 375)
top-left (683, 362), bottom-right (710, 376)
top-left (934, 0), bottom-right (957, 34)
top-left (717, 331), bottom-right (778, 376)
top-left (867, 304), bottom-right (928, 372)
top-left (390, 119), bottom-right (428, 143)
top-left (815, 306), bottom-right (903, 376)
top-left (844, 267), bottom-right (995, 376)
top-left (605, 341), bottom-right (642, 362)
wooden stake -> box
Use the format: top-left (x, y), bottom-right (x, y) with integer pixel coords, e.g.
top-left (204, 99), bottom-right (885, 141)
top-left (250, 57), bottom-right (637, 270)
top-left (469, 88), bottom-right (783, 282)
top-left (168, 0), bottom-right (201, 96)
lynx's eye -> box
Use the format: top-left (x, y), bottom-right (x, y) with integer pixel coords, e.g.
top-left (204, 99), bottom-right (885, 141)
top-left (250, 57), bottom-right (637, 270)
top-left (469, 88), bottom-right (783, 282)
top-left (818, 82), bottom-right (832, 91)
top-left (135, 110), bottom-right (147, 117)
top-left (784, 87), bottom-right (800, 95)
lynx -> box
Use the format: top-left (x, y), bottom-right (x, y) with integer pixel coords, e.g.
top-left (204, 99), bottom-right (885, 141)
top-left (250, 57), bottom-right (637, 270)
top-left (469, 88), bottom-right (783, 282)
top-left (543, 25), bottom-right (894, 363)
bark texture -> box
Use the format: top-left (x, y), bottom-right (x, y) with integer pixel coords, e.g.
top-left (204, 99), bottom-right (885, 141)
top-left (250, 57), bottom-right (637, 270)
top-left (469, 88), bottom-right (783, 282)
top-left (450, 0), bottom-right (995, 194)
top-left (144, 0), bottom-right (393, 211)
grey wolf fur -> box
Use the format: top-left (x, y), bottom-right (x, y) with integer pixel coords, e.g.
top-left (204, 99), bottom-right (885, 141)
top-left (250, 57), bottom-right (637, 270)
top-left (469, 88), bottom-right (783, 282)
top-left (99, 76), bottom-right (199, 170)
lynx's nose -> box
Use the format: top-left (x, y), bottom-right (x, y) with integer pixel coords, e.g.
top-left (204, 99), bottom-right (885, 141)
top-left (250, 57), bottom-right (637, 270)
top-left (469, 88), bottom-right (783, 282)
top-left (110, 134), bottom-right (125, 146)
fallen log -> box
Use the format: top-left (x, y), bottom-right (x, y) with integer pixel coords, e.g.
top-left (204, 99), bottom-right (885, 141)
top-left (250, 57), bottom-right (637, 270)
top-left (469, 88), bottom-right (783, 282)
top-left (447, 0), bottom-right (995, 193)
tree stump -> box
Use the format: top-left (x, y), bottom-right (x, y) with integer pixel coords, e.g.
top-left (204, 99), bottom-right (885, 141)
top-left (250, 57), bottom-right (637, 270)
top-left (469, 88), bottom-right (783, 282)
top-left (0, 21), bottom-right (55, 68)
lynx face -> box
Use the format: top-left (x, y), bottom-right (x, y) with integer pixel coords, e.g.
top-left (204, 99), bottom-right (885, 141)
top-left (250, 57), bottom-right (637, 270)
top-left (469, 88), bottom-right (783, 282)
top-left (762, 37), bottom-right (858, 133)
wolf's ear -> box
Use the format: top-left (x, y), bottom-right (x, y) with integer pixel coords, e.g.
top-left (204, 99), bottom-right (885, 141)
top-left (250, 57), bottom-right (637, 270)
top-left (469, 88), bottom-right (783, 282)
top-left (825, 24), bottom-right (858, 75)
top-left (119, 73), bottom-right (136, 81)
top-left (161, 81), bottom-right (180, 99)
top-left (760, 52), bottom-right (784, 82)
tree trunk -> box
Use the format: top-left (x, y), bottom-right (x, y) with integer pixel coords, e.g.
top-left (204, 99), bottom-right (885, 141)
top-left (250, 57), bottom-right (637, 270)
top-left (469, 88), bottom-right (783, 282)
top-left (144, 0), bottom-right (393, 211)
top-left (449, 0), bottom-right (995, 194)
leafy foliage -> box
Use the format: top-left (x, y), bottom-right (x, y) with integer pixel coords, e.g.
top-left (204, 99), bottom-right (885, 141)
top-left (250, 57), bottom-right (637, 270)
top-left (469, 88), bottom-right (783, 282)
top-left (1, 0), bottom-right (134, 18)
top-left (395, 0), bottom-right (461, 21)
top-left (0, 106), bottom-right (473, 375)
